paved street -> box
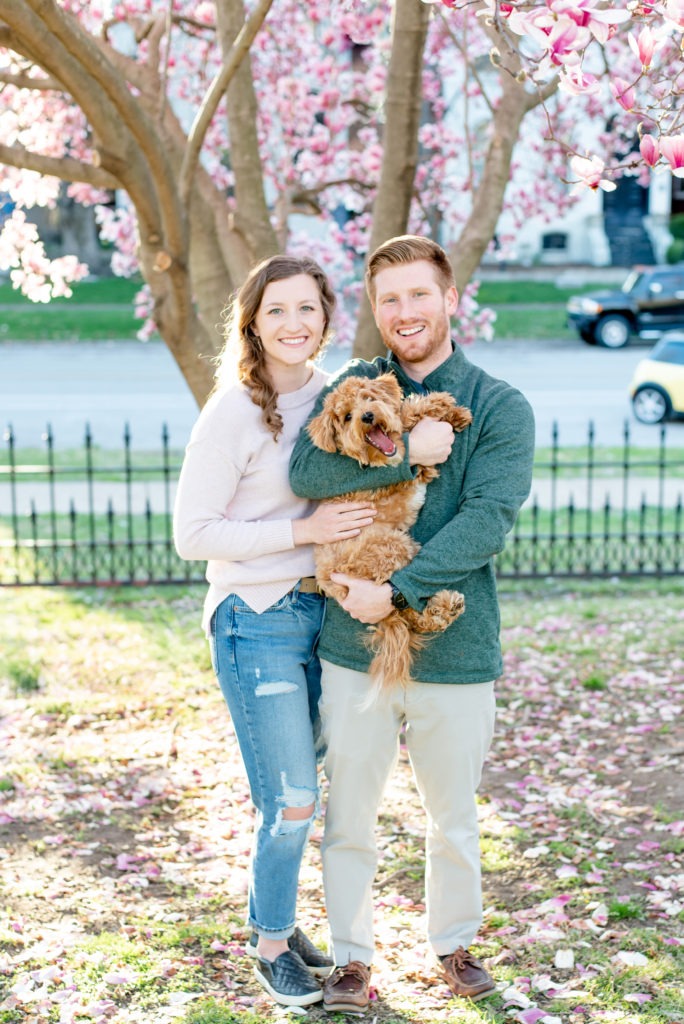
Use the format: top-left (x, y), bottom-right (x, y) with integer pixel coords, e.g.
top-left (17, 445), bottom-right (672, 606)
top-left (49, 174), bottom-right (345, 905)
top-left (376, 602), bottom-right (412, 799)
top-left (1, 335), bottom-right (683, 450)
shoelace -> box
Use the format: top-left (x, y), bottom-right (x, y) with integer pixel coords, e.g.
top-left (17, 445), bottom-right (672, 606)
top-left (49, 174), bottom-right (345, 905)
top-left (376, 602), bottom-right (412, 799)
top-left (443, 947), bottom-right (477, 971)
top-left (333, 962), bottom-right (369, 984)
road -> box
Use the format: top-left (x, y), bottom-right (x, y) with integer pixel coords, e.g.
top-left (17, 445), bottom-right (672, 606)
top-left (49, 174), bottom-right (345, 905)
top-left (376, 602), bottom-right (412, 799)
top-left (1, 336), bottom-right (683, 449)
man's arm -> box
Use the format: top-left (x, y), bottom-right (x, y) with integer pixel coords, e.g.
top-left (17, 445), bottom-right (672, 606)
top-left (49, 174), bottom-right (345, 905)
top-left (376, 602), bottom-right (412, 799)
top-left (391, 388), bottom-right (535, 606)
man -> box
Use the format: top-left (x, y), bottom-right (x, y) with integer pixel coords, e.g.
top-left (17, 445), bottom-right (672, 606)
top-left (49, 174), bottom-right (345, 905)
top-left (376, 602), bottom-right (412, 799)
top-left (289, 235), bottom-right (535, 1012)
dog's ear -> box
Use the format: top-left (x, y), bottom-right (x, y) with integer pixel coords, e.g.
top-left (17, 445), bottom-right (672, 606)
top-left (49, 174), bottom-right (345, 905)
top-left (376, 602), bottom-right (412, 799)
top-left (375, 373), bottom-right (403, 403)
top-left (307, 400), bottom-right (339, 453)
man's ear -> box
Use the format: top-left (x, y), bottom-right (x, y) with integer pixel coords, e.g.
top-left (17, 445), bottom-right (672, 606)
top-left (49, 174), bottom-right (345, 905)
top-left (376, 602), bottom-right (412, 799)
top-left (445, 285), bottom-right (459, 317)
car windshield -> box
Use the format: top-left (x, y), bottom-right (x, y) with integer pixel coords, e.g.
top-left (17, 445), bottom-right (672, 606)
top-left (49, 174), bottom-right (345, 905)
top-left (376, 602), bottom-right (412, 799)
top-left (621, 270), bottom-right (643, 294)
top-left (652, 341), bottom-right (684, 365)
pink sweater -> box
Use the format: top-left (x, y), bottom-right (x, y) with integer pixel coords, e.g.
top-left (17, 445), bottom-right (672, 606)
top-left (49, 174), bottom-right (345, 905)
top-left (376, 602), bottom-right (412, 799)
top-left (173, 367), bottom-right (328, 632)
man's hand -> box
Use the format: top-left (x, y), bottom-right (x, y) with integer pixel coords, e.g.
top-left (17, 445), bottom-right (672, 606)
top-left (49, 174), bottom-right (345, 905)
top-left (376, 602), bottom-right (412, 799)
top-left (408, 417), bottom-right (455, 466)
top-left (330, 572), bottom-right (393, 624)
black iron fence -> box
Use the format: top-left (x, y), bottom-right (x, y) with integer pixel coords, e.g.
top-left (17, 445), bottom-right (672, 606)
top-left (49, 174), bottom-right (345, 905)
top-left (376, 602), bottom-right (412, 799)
top-left (1, 421), bottom-right (683, 586)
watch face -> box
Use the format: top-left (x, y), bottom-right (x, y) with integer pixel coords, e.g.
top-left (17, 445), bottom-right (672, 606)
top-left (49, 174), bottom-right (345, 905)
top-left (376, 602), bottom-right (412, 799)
top-left (391, 585), bottom-right (409, 610)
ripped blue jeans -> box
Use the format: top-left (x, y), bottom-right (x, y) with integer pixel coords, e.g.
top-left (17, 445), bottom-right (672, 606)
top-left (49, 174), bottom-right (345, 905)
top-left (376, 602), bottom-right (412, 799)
top-left (209, 585), bottom-right (325, 938)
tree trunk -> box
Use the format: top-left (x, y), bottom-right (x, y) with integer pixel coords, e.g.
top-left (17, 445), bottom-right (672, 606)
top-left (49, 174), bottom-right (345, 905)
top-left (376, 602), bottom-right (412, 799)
top-left (351, 0), bottom-right (430, 361)
top-left (0, 0), bottom-right (279, 408)
top-left (216, 0), bottom-right (279, 267)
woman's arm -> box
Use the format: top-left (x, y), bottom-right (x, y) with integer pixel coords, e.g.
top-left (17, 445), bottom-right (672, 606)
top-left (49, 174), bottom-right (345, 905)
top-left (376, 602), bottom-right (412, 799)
top-left (173, 437), bottom-right (296, 562)
top-left (174, 436), bottom-right (378, 562)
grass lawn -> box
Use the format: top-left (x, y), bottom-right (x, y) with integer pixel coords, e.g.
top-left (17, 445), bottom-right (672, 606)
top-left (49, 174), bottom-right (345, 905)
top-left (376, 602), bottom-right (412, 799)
top-left (0, 580), bottom-right (682, 1023)
top-left (0, 306), bottom-right (140, 341)
top-left (491, 306), bottom-right (576, 340)
top-left (476, 280), bottom-right (618, 305)
top-left (0, 278), bottom-right (592, 342)
top-left (0, 278), bottom-right (143, 305)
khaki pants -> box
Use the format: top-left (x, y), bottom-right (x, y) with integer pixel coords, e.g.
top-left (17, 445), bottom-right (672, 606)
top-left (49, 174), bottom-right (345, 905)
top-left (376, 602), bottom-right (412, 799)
top-left (319, 659), bottom-right (496, 965)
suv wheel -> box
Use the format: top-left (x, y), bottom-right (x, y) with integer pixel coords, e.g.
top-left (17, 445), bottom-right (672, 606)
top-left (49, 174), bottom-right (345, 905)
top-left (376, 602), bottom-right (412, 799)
top-left (632, 385), bottom-right (672, 424)
top-left (595, 314), bottom-right (631, 348)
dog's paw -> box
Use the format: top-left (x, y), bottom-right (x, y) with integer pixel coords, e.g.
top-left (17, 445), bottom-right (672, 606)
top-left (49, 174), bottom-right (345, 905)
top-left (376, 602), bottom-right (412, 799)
top-left (406, 590), bottom-right (465, 633)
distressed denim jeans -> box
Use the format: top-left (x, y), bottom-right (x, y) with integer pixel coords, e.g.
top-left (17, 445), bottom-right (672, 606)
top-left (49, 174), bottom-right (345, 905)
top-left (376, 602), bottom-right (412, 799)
top-left (209, 585), bottom-right (325, 938)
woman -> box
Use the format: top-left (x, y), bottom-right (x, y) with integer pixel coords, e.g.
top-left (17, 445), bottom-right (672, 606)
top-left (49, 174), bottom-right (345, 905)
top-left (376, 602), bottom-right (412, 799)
top-left (173, 255), bottom-right (374, 1008)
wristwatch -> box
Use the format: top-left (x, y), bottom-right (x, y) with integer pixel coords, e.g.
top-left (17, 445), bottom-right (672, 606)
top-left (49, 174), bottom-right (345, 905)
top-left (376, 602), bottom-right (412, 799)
top-left (388, 581), bottom-right (409, 611)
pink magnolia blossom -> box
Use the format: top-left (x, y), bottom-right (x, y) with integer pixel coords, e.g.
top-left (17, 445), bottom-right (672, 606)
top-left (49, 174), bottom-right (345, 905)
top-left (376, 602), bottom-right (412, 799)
top-left (628, 25), bottom-right (660, 67)
top-left (660, 135), bottom-right (684, 177)
top-left (610, 77), bottom-right (636, 111)
top-left (639, 134), bottom-right (660, 167)
top-left (551, 0), bottom-right (631, 43)
top-left (570, 154), bottom-right (617, 192)
top-left (558, 66), bottom-right (600, 96)
top-left (524, 17), bottom-right (592, 67)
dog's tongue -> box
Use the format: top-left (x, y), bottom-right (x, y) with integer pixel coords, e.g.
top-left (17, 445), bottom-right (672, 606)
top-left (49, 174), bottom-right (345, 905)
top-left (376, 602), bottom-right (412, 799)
top-left (366, 425), bottom-right (396, 456)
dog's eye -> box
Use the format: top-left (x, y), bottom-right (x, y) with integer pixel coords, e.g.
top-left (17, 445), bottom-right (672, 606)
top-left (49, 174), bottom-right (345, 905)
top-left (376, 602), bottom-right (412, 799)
top-left (344, 413), bottom-right (352, 422)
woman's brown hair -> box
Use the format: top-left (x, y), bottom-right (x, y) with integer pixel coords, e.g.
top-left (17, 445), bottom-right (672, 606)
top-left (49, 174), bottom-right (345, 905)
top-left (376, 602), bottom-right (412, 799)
top-left (215, 254), bottom-right (336, 439)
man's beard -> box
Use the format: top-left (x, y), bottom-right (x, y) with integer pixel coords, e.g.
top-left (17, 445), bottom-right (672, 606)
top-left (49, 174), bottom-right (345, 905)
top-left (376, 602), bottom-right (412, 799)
top-left (381, 309), bottom-right (451, 365)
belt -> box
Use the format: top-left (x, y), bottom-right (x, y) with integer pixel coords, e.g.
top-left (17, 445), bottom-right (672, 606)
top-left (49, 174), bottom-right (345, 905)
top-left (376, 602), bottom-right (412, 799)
top-left (298, 576), bottom-right (321, 594)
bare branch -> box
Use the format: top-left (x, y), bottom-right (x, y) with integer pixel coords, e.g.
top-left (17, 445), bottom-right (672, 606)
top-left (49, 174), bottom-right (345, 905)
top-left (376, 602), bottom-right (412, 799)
top-left (159, 2), bottom-right (173, 121)
top-left (15, 0), bottom-right (186, 256)
top-left (438, 6), bottom-right (494, 116)
top-left (179, 0), bottom-right (274, 208)
top-left (0, 68), bottom-right (63, 90)
top-left (0, 141), bottom-right (119, 189)
top-left (293, 177), bottom-right (374, 202)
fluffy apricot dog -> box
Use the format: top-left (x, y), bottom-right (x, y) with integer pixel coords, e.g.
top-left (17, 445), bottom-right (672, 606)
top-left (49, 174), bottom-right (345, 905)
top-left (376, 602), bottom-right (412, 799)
top-left (307, 372), bottom-right (473, 693)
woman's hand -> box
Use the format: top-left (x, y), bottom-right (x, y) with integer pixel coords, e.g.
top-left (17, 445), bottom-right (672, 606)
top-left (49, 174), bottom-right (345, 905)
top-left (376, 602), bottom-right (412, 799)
top-left (293, 501), bottom-right (376, 546)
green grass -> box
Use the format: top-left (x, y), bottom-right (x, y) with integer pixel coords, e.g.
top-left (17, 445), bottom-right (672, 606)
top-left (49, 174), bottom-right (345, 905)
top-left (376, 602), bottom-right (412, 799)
top-left (0, 277), bottom-right (590, 309)
top-left (0, 582), bottom-right (681, 1024)
top-left (0, 446), bottom-right (184, 481)
top-left (0, 277), bottom-right (143, 305)
top-left (0, 306), bottom-right (140, 341)
top-left (491, 304), bottom-right (576, 340)
top-left (533, 445), bottom-right (684, 477)
top-left (0, 653), bottom-right (42, 693)
top-left (0, 276), bottom-right (145, 340)
top-left (4, 443), bottom-right (681, 481)
top-left (477, 279), bottom-right (617, 304)
top-left (0, 276), bottom-right (601, 342)
top-left (1, 499), bottom-right (681, 585)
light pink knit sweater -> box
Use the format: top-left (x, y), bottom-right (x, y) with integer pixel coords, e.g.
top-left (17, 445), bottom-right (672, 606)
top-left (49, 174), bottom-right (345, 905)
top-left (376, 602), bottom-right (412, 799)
top-left (173, 367), bottom-right (327, 632)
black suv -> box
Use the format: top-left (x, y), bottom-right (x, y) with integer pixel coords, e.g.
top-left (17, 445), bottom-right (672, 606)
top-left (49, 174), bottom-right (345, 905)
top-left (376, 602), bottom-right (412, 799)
top-left (566, 265), bottom-right (684, 348)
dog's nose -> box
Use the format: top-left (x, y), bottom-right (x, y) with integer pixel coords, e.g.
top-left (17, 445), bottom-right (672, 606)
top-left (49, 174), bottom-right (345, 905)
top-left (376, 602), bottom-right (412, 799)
top-left (361, 411), bottom-right (374, 424)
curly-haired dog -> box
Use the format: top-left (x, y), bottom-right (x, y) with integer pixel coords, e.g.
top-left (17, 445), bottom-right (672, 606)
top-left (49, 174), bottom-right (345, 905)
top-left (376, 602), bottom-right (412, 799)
top-left (307, 372), bottom-right (472, 693)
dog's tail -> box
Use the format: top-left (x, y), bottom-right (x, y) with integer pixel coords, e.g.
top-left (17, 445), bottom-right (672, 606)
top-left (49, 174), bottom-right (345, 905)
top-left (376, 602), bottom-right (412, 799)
top-left (364, 612), bottom-right (426, 693)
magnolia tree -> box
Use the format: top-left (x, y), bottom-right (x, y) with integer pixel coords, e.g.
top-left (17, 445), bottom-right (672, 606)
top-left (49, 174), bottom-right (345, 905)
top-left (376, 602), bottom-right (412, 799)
top-left (0, 0), bottom-right (683, 405)
top-left (434, 0), bottom-right (684, 189)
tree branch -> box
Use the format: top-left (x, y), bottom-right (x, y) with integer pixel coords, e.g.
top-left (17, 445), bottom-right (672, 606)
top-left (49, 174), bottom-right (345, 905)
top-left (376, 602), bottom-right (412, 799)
top-left (0, 140), bottom-right (119, 189)
top-left (179, 0), bottom-right (274, 208)
top-left (17, 0), bottom-right (186, 257)
top-left (214, 0), bottom-right (278, 264)
top-left (0, 68), bottom-right (63, 90)
top-left (438, 6), bottom-right (494, 117)
top-left (352, 0), bottom-right (431, 359)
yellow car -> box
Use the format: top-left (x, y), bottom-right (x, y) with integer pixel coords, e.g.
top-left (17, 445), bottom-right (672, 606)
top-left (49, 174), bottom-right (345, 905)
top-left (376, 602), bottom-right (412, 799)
top-left (630, 333), bottom-right (684, 424)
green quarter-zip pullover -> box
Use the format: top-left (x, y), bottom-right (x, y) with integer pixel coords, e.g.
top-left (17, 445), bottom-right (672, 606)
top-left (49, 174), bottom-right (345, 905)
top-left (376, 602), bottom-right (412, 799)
top-left (289, 344), bottom-right (535, 683)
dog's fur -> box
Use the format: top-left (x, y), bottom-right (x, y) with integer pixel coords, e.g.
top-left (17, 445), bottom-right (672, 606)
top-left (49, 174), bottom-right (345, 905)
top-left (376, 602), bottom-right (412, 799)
top-left (307, 372), bottom-right (472, 693)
